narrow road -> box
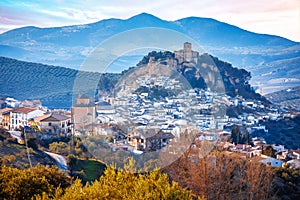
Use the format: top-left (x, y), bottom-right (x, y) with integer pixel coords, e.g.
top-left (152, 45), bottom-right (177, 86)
top-left (8, 131), bottom-right (22, 143)
top-left (44, 151), bottom-right (68, 170)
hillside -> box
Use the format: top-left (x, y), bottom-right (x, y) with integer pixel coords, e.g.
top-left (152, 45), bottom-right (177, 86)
top-left (266, 86), bottom-right (300, 110)
top-left (0, 128), bottom-right (56, 168)
top-left (251, 116), bottom-right (300, 149)
top-left (175, 16), bottom-right (295, 47)
top-left (1, 50), bottom-right (267, 109)
top-left (0, 57), bottom-right (102, 109)
top-left (136, 51), bottom-right (267, 101)
top-left (0, 13), bottom-right (299, 94)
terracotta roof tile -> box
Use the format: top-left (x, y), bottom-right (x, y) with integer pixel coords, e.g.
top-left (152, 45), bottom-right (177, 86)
top-left (39, 113), bottom-right (70, 122)
top-left (12, 107), bottom-right (36, 114)
top-left (34, 114), bottom-right (51, 122)
top-left (0, 107), bottom-right (13, 114)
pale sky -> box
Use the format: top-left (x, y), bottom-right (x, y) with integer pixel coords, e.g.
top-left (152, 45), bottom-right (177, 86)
top-left (0, 0), bottom-right (299, 41)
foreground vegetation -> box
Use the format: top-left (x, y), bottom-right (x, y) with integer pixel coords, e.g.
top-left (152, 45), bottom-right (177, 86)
top-left (1, 129), bottom-right (299, 199)
top-left (1, 151), bottom-right (299, 199)
top-left (68, 157), bottom-right (106, 183)
top-left (0, 160), bottom-right (194, 200)
top-left (0, 164), bottom-right (71, 199)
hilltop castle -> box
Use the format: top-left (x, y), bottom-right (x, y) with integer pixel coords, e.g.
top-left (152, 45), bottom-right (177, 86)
top-left (174, 42), bottom-right (199, 64)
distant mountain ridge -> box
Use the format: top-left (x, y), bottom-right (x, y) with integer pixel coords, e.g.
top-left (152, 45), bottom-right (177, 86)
top-left (0, 13), bottom-right (298, 66)
top-left (175, 16), bottom-right (295, 47)
top-left (0, 13), bottom-right (299, 94)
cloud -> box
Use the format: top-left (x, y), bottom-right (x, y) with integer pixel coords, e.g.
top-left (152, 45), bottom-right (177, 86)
top-left (0, 16), bottom-right (17, 25)
top-left (39, 9), bottom-right (70, 18)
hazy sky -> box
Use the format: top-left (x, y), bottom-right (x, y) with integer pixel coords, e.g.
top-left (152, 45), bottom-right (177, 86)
top-left (0, 0), bottom-right (299, 41)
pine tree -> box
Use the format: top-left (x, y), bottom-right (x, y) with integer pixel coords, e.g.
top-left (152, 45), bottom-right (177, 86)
top-left (231, 125), bottom-right (241, 144)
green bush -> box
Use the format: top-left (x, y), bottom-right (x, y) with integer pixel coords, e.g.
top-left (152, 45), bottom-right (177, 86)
top-left (0, 164), bottom-right (71, 200)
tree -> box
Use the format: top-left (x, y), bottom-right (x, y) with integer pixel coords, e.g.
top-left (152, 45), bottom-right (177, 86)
top-left (67, 154), bottom-right (78, 167)
top-left (272, 167), bottom-right (300, 199)
top-left (262, 145), bottom-right (276, 158)
top-left (27, 138), bottom-right (38, 150)
top-left (30, 124), bottom-right (40, 131)
top-left (105, 135), bottom-right (114, 143)
top-left (165, 151), bottom-right (274, 200)
top-left (0, 164), bottom-right (71, 200)
top-left (241, 130), bottom-right (250, 144)
top-left (231, 125), bottom-right (241, 144)
top-left (37, 158), bottom-right (193, 200)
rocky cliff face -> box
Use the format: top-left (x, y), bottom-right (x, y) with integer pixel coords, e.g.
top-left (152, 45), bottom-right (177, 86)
top-left (135, 50), bottom-right (267, 102)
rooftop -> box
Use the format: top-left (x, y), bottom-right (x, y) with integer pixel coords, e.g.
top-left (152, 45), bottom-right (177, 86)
top-left (11, 107), bottom-right (36, 114)
top-left (36, 113), bottom-right (69, 122)
top-left (0, 107), bottom-right (13, 114)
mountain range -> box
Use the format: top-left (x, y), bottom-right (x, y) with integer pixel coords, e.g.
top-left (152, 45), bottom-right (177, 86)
top-left (0, 13), bottom-right (299, 94)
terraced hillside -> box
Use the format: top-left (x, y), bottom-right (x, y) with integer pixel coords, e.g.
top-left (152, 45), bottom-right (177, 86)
top-left (0, 57), bottom-right (101, 109)
top-left (266, 86), bottom-right (300, 110)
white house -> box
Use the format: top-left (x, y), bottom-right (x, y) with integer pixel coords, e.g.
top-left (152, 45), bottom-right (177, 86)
top-left (290, 150), bottom-right (300, 159)
top-left (260, 155), bottom-right (282, 167)
top-left (272, 144), bottom-right (285, 153)
top-left (196, 131), bottom-right (217, 141)
top-left (34, 113), bottom-right (71, 134)
top-left (287, 159), bottom-right (300, 170)
top-left (10, 107), bottom-right (44, 130)
top-left (5, 97), bottom-right (21, 108)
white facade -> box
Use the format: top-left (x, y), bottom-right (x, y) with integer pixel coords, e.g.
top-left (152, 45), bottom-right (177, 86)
top-left (260, 155), bottom-right (282, 167)
top-left (10, 112), bottom-right (28, 130)
top-left (10, 109), bottom-right (44, 130)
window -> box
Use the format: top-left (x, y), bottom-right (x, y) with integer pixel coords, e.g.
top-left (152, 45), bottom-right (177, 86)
top-left (48, 122), bottom-right (52, 126)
